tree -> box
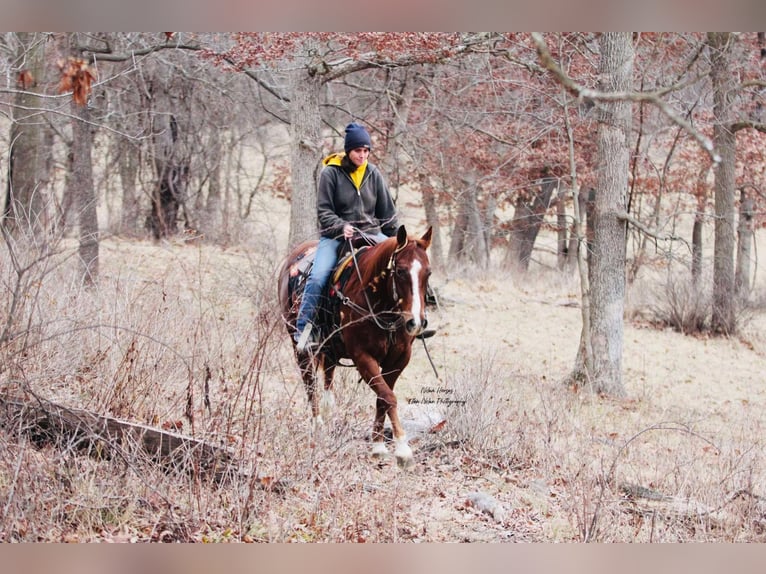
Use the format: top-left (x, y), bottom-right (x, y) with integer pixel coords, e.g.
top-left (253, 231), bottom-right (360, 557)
top-left (705, 33), bottom-right (766, 332)
top-left (284, 37), bottom-right (323, 248)
top-left (3, 33), bottom-right (51, 235)
top-left (215, 33), bottom-right (495, 249)
top-left (61, 51), bottom-right (99, 284)
top-left (532, 32), bottom-right (637, 396)
top-left (708, 32), bottom-right (738, 335)
top-left (735, 188), bottom-right (754, 301)
top-left (527, 33), bottom-right (766, 392)
top-left (505, 167), bottom-right (559, 272)
top-left (585, 33), bottom-right (633, 397)
top-left (60, 34), bottom-right (259, 245)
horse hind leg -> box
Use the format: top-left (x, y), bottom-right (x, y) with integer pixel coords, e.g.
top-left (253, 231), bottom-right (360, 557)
top-left (298, 352), bottom-right (324, 428)
top-left (319, 362), bottom-right (336, 421)
top-left (370, 395), bottom-right (389, 457)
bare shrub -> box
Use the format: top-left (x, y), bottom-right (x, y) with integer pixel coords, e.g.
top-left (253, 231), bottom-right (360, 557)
top-left (648, 272), bottom-right (710, 334)
top-left (432, 354), bottom-right (557, 476)
top-left (2, 230), bottom-right (765, 542)
top-left (0, 234), bottom-right (287, 540)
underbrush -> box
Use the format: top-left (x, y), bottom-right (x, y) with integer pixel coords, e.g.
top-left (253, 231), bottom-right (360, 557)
top-left (1, 236), bottom-right (764, 542)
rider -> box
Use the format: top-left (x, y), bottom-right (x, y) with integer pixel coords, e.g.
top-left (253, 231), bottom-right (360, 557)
top-left (294, 122), bottom-right (399, 352)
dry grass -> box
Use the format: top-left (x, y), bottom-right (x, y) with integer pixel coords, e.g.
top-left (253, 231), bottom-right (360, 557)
top-left (1, 226), bottom-right (765, 543)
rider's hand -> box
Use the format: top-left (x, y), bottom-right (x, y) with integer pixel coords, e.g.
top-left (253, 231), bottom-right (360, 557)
top-left (343, 224), bottom-right (354, 239)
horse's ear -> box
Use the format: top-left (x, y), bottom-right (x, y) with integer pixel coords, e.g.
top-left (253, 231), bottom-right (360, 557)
top-left (396, 225), bottom-right (408, 247)
top-left (420, 226), bottom-right (433, 249)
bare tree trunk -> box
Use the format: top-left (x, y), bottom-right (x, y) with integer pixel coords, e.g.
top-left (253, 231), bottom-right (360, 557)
top-left (420, 179), bottom-right (444, 271)
top-left (3, 33), bottom-right (48, 235)
top-left (691, 209), bottom-right (704, 287)
top-left (118, 139), bottom-right (141, 236)
top-left (566, 191), bottom-right (586, 272)
top-left (585, 188), bottom-right (596, 272)
top-left (587, 32), bottom-right (632, 398)
top-left (287, 46), bottom-right (322, 249)
top-left (71, 102), bottom-right (99, 284)
top-left (556, 185), bottom-right (569, 270)
top-left (505, 172), bottom-right (557, 273)
top-left (448, 181), bottom-right (489, 268)
top-left (147, 112), bottom-right (188, 240)
top-left (562, 88), bottom-right (594, 388)
top-left (708, 32), bottom-right (738, 335)
top-left (109, 62), bottom-right (147, 237)
top-left (448, 208), bottom-right (467, 262)
top-left (202, 128), bottom-right (223, 240)
top-left (735, 189), bottom-right (754, 301)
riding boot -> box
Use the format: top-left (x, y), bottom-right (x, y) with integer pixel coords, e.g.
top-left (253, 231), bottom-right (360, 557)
top-left (295, 322), bottom-right (316, 352)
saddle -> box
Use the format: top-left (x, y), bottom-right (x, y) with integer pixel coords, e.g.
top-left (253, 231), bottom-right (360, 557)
top-left (287, 241), bottom-right (371, 358)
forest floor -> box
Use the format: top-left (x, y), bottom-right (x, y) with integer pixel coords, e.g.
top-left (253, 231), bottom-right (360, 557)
top-left (3, 193), bottom-right (766, 541)
top-left (90, 234), bottom-right (766, 541)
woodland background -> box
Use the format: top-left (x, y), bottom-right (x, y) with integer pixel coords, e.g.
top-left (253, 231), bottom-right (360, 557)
top-left (0, 32), bottom-right (765, 542)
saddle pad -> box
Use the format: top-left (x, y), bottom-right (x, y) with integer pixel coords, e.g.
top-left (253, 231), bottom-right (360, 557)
top-left (332, 253), bottom-right (354, 284)
top-left (331, 245), bottom-right (371, 285)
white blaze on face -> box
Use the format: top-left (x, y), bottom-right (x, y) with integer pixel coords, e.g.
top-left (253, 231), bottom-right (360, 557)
top-left (409, 259), bottom-right (423, 328)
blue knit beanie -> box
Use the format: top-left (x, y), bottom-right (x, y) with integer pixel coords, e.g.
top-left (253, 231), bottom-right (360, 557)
top-left (344, 122), bottom-right (372, 153)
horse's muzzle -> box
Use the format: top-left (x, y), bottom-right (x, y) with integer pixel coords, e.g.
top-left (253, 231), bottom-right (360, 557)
top-left (406, 317), bottom-right (427, 336)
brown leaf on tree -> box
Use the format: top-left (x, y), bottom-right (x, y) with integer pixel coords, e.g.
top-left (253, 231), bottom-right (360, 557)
top-left (57, 57), bottom-right (96, 106)
top-left (17, 70), bottom-right (34, 89)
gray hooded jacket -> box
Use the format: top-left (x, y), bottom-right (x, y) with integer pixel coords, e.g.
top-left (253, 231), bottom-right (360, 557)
top-left (316, 153), bottom-right (399, 240)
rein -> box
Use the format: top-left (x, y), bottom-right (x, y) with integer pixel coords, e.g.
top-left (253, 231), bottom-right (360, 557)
top-left (333, 235), bottom-right (442, 381)
top-left (337, 239), bottom-right (404, 332)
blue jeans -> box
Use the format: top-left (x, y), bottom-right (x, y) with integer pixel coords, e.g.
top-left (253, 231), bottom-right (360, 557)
top-left (295, 232), bottom-right (388, 338)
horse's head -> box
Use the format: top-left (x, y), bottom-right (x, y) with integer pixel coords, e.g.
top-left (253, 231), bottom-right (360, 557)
top-left (388, 225), bottom-right (433, 337)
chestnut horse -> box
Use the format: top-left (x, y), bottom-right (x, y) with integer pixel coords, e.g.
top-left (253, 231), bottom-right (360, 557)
top-left (277, 225), bottom-right (432, 467)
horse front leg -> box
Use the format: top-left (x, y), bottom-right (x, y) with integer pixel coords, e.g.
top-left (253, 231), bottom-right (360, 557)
top-left (381, 366), bottom-right (413, 468)
top-left (356, 357), bottom-right (412, 468)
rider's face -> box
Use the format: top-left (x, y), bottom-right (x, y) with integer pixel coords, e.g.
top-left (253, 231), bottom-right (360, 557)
top-left (347, 147), bottom-right (370, 167)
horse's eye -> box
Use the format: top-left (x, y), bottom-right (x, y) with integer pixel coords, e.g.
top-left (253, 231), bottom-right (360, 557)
top-left (395, 267), bottom-right (408, 277)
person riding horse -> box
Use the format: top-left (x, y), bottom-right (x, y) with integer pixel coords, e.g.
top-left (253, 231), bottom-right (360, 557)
top-left (294, 122), bottom-right (435, 352)
top-left (278, 225), bottom-right (434, 467)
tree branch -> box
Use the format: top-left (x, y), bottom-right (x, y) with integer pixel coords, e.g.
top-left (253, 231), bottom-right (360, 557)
top-left (321, 33), bottom-right (496, 83)
top-left (731, 120), bottom-right (766, 134)
top-left (740, 79), bottom-right (766, 89)
top-left (530, 32), bottom-right (719, 164)
top-left (82, 42), bottom-right (203, 62)
top-left (616, 210), bottom-right (682, 243)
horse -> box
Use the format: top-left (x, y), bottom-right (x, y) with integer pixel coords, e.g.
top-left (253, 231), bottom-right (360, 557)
top-left (277, 225), bottom-right (433, 468)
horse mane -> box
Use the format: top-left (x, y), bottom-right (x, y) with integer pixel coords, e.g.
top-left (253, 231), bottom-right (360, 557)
top-left (358, 236), bottom-right (399, 287)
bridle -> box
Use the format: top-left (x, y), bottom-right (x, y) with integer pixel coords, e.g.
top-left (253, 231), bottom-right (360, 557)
top-left (335, 234), bottom-right (441, 379)
top-left (340, 238), bottom-right (414, 333)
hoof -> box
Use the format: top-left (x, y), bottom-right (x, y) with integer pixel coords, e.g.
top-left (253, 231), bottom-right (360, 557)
top-left (394, 439), bottom-right (414, 469)
top-left (396, 455), bottom-right (415, 470)
top-left (319, 391), bottom-right (335, 421)
top-left (370, 442), bottom-right (388, 458)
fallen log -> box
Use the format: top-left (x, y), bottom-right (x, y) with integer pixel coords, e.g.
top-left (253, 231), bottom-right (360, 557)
top-left (0, 393), bottom-right (238, 482)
